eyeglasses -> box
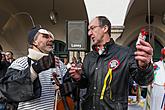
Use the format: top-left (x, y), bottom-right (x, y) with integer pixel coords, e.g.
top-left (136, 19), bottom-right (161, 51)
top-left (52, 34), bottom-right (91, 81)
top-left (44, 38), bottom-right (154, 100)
top-left (88, 25), bottom-right (101, 31)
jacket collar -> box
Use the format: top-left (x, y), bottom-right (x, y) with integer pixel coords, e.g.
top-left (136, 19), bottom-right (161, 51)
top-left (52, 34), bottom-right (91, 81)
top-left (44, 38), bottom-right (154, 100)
top-left (27, 48), bottom-right (48, 61)
top-left (92, 38), bottom-right (115, 55)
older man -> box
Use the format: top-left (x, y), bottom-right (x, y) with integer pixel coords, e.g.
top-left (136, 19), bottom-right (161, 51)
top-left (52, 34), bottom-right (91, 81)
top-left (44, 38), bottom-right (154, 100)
top-left (69, 16), bottom-right (154, 110)
top-left (0, 27), bottom-right (67, 110)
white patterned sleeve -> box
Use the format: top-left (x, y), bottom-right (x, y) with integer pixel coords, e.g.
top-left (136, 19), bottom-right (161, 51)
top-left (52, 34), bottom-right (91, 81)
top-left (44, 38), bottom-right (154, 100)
top-left (9, 56), bottom-right (28, 70)
top-left (59, 60), bottom-right (67, 77)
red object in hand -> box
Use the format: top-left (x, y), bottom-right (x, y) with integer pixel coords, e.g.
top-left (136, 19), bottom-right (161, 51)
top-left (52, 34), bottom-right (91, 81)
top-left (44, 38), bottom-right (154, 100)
top-left (161, 48), bottom-right (165, 56)
top-left (141, 28), bottom-right (148, 36)
top-left (153, 64), bottom-right (158, 70)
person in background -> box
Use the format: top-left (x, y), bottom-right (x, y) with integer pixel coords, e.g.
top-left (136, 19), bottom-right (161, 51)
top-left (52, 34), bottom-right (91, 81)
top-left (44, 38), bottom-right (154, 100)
top-left (69, 16), bottom-right (154, 110)
top-left (128, 76), bottom-right (137, 96)
top-left (0, 45), bottom-right (10, 78)
top-left (0, 52), bottom-right (11, 109)
top-left (0, 52), bottom-right (7, 62)
top-left (71, 56), bottom-right (77, 65)
top-left (0, 27), bottom-right (67, 110)
top-left (0, 45), bottom-right (10, 79)
top-left (5, 51), bottom-right (15, 64)
top-left (0, 52), bottom-right (10, 79)
top-left (63, 57), bottom-right (69, 66)
top-left (150, 47), bottom-right (165, 110)
top-left (0, 45), bottom-right (3, 52)
top-left (77, 57), bottom-right (82, 65)
top-left (66, 56), bottom-right (78, 69)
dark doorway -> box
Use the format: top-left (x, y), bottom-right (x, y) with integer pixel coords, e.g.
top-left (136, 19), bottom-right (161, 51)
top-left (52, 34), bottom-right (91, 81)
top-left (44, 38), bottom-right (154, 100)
top-left (53, 40), bottom-right (69, 62)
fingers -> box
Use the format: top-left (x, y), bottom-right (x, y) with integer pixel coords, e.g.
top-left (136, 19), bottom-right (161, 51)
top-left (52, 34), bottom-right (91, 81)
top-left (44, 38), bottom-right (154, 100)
top-left (54, 56), bottom-right (60, 67)
top-left (69, 71), bottom-right (81, 81)
top-left (135, 51), bottom-right (152, 60)
top-left (69, 66), bottom-right (82, 75)
top-left (135, 51), bottom-right (152, 64)
top-left (139, 39), bottom-right (152, 47)
top-left (68, 65), bottom-right (82, 81)
top-left (136, 40), bottom-right (153, 55)
top-left (52, 72), bottom-right (59, 77)
top-left (135, 40), bottom-right (153, 67)
top-left (135, 54), bottom-right (151, 64)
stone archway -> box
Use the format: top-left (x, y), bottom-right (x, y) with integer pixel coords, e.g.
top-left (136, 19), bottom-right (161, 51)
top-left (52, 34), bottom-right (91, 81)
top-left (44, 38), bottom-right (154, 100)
top-left (121, 26), bottom-right (164, 61)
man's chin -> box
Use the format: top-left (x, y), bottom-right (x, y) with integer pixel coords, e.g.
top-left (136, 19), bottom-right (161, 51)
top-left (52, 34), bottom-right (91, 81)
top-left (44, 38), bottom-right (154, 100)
top-left (92, 41), bottom-right (97, 45)
top-left (48, 48), bottom-right (53, 52)
top-left (47, 46), bottom-right (53, 49)
top-left (45, 47), bottom-right (53, 53)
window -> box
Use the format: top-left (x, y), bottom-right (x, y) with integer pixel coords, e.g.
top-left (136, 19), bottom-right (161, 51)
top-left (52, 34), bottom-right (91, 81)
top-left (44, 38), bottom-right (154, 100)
top-left (53, 40), bottom-right (68, 62)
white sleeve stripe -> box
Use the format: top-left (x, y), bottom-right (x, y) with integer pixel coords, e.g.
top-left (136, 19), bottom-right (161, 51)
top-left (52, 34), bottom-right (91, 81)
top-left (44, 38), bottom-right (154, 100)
top-left (9, 57), bottom-right (29, 70)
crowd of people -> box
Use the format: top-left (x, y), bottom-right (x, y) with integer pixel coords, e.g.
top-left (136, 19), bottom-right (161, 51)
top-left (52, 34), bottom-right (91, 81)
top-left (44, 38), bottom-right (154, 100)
top-left (0, 16), bottom-right (164, 110)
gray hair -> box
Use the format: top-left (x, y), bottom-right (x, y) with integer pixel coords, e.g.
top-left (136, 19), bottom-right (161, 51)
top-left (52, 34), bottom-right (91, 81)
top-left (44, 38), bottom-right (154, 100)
top-left (96, 16), bottom-right (111, 36)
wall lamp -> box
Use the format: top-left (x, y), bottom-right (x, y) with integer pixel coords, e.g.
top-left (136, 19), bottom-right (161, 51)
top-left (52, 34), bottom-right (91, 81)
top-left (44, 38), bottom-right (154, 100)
top-left (12, 12), bottom-right (35, 27)
top-left (49, 0), bottom-right (58, 25)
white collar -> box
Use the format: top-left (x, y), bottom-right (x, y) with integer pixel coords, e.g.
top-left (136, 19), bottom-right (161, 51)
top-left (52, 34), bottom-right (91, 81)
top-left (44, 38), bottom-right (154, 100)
top-left (28, 48), bottom-right (48, 60)
top-left (97, 47), bottom-right (105, 55)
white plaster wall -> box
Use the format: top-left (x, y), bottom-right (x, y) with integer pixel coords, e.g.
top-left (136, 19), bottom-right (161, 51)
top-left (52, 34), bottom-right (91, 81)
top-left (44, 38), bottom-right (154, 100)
top-left (84, 0), bottom-right (130, 26)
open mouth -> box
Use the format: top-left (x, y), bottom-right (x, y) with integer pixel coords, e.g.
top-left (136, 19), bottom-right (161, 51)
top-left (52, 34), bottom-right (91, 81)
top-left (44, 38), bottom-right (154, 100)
top-left (47, 42), bottom-right (53, 47)
top-left (91, 37), bottom-right (95, 42)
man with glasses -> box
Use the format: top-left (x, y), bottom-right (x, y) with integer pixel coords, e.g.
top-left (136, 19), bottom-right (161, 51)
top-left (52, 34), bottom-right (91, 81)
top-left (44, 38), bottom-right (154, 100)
top-left (69, 16), bottom-right (154, 110)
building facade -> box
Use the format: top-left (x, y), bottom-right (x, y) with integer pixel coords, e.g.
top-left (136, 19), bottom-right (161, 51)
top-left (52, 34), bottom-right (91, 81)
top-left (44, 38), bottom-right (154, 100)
top-left (0, 0), bottom-right (165, 62)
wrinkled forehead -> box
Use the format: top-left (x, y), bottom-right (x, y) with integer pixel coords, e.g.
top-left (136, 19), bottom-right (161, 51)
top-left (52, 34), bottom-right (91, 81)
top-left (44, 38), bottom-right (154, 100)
top-left (36, 29), bottom-right (55, 40)
top-left (88, 18), bottom-right (99, 28)
top-left (48, 31), bottom-right (55, 39)
top-left (5, 52), bottom-right (12, 55)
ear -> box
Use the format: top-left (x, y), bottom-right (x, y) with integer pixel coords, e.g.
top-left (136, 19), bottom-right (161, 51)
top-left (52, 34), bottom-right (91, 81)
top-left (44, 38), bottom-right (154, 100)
top-left (103, 25), bottom-right (109, 33)
top-left (32, 40), bottom-right (38, 46)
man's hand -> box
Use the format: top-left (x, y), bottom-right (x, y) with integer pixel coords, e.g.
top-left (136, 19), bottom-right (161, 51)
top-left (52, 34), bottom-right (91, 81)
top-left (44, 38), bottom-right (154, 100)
top-left (68, 63), bottom-right (82, 81)
top-left (134, 39), bottom-right (153, 69)
top-left (54, 56), bottom-right (60, 67)
top-left (32, 53), bottom-right (56, 73)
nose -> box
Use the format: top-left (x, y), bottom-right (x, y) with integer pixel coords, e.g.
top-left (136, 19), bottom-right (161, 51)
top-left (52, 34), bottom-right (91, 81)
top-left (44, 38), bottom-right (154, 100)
top-left (47, 37), bottom-right (54, 44)
top-left (88, 29), bottom-right (92, 37)
top-left (48, 35), bottom-right (54, 41)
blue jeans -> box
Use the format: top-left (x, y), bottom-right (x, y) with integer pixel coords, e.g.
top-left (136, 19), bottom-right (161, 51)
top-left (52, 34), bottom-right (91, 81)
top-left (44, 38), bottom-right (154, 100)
top-left (0, 103), bottom-right (5, 110)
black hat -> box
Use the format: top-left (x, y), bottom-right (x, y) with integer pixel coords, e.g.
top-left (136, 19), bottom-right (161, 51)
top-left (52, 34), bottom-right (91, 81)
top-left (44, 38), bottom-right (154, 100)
top-left (28, 27), bottom-right (41, 45)
top-left (28, 27), bottom-right (52, 45)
